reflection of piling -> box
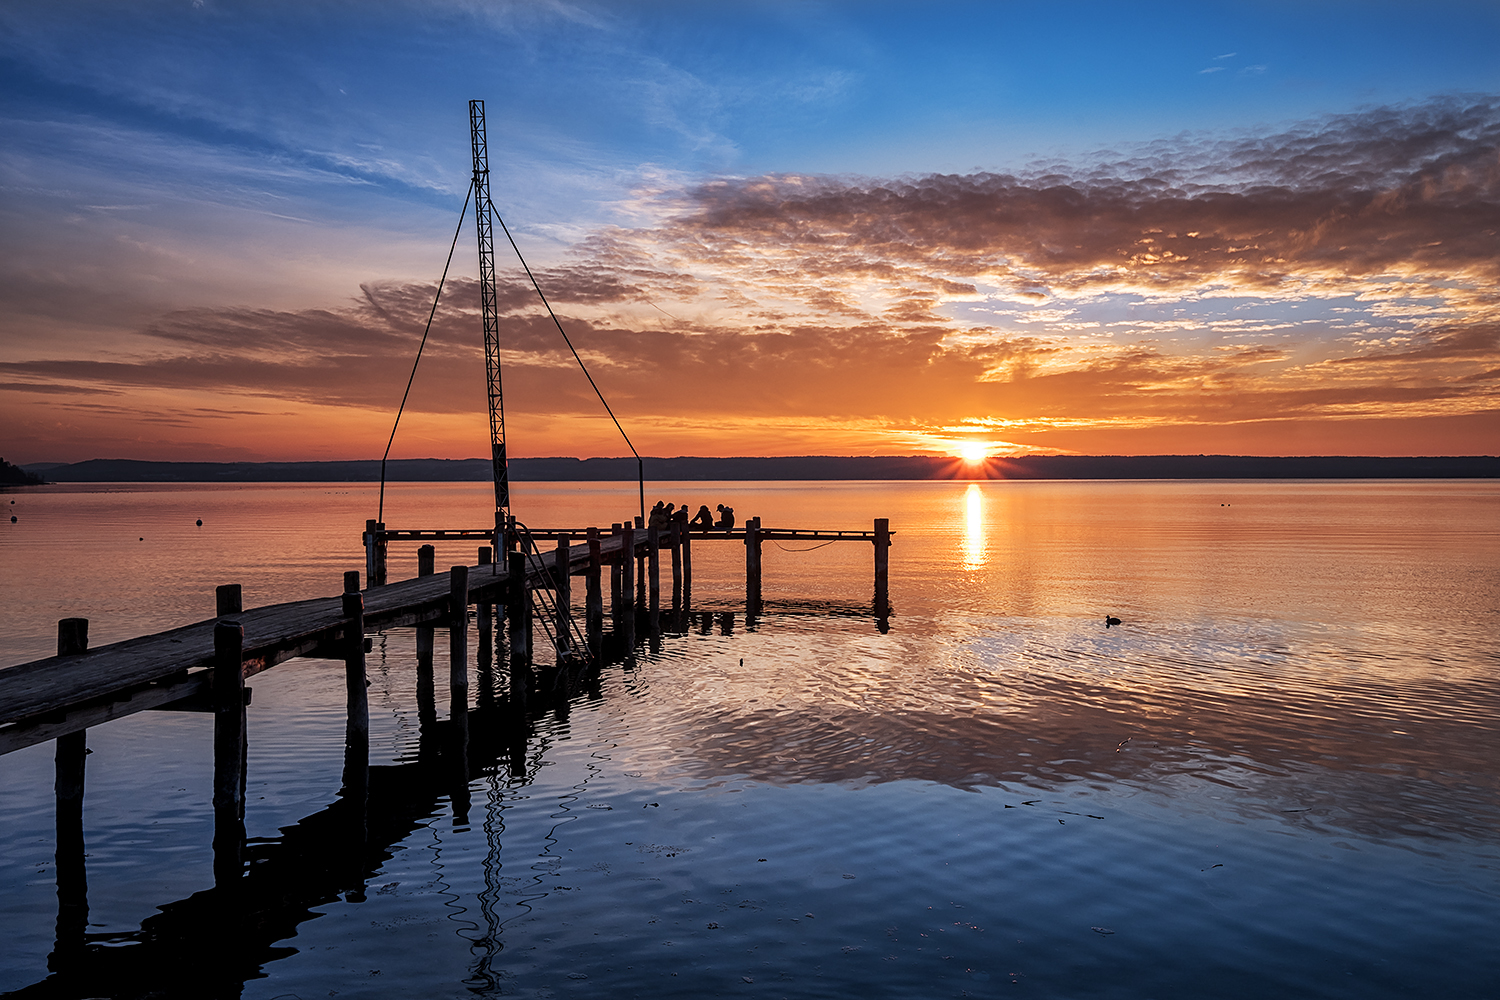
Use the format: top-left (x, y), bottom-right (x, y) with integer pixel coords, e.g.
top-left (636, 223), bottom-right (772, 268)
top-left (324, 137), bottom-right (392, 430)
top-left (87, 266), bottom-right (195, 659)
top-left (506, 549), bottom-right (530, 709)
top-left (212, 620), bottom-right (246, 886)
top-left (585, 527), bottom-right (603, 659)
top-left (415, 548), bottom-right (436, 726)
top-left (873, 518), bottom-right (891, 618)
top-left (448, 565), bottom-right (470, 821)
top-left (50, 618), bottom-right (89, 971)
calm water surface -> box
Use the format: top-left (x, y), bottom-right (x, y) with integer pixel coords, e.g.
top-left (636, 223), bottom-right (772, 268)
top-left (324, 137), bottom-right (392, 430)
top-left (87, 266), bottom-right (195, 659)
top-left (1, 479), bottom-right (1497, 998)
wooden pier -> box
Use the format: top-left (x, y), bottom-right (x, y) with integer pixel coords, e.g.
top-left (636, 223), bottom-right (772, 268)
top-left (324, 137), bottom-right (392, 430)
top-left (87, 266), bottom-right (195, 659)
top-left (1, 512), bottom-right (891, 983)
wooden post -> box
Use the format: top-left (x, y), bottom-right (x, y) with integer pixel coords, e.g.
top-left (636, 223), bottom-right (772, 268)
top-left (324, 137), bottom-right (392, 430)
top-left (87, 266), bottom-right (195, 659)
top-left (647, 524), bottom-right (661, 632)
top-left (51, 619), bottom-right (89, 970)
top-left (620, 522), bottom-right (636, 647)
top-left (634, 515), bottom-right (646, 609)
top-left (476, 547), bottom-right (495, 704)
top-left (507, 549), bottom-right (530, 663)
top-left (364, 519), bottom-right (388, 587)
top-left (365, 519), bottom-right (378, 591)
top-left (449, 565), bottom-right (470, 821)
top-left (341, 590), bottom-right (368, 840)
top-left (414, 553), bottom-right (435, 726)
top-left (215, 584), bottom-right (242, 617)
top-left (679, 511), bottom-right (692, 609)
top-left (746, 516), bottom-right (762, 607)
top-left (554, 536), bottom-right (571, 659)
top-left (874, 517), bottom-right (891, 618)
top-left (586, 527), bottom-right (603, 659)
top-left (669, 517), bottom-right (682, 610)
top-left (212, 619), bottom-right (246, 885)
top-left (609, 523), bottom-right (623, 622)
top-left (344, 570), bottom-right (361, 594)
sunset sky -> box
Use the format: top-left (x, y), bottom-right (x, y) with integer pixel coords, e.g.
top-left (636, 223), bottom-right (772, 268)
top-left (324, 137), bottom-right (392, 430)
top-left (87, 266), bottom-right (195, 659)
top-left (2, 0), bottom-right (1498, 463)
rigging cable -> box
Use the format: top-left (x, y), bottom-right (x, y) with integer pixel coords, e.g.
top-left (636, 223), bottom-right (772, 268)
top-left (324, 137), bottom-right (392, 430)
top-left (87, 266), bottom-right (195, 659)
top-left (378, 179), bottom-right (474, 525)
top-left (772, 539), bottom-right (838, 552)
top-left (491, 210), bottom-right (646, 522)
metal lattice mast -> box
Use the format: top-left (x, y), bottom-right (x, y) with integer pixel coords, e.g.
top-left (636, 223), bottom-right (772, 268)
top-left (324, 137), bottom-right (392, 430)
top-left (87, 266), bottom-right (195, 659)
top-left (469, 99), bottom-right (509, 514)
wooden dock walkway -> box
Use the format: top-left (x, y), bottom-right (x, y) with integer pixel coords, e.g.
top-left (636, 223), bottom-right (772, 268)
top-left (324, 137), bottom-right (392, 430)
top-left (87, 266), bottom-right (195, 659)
top-left (0, 519), bottom-right (892, 756)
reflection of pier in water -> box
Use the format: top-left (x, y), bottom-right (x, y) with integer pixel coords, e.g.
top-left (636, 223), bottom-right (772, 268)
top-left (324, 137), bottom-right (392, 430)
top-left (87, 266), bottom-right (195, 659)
top-left (0, 513), bottom-right (893, 995)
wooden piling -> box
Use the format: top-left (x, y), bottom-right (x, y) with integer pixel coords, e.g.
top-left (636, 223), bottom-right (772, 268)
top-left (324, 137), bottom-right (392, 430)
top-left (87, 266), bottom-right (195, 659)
top-left (414, 554), bottom-right (435, 726)
top-left (678, 511), bottom-right (692, 608)
top-left (620, 523), bottom-right (636, 647)
top-left (554, 536), bottom-right (571, 659)
top-left (449, 565), bottom-right (470, 820)
top-left (476, 547), bottom-right (495, 703)
top-left (215, 584), bottom-right (242, 617)
top-left (340, 590), bottom-right (368, 840)
top-left (586, 527), bottom-right (603, 658)
top-left (874, 517), bottom-right (891, 617)
top-left (746, 516), bottom-right (762, 607)
top-left (647, 524), bottom-right (661, 628)
top-left (364, 519), bottom-right (388, 587)
top-left (609, 523), bottom-right (623, 622)
top-left (344, 570), bottom-right (361, 594)
top-left (669, 517), bottom-right (682, 608)
top-left (507, 549), bottom-right (530, 664)
top-left (51, 619), bottom-right (89, 969)
top-left (212, 620), bottom-right (246, 885)
top-left (634, 515), bottom-right (646, 609)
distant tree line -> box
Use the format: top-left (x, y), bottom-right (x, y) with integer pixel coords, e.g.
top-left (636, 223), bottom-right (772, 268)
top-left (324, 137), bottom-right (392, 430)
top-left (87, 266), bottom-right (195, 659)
top-left (1, 458), bottom-right (45, 485)
top-left (20, 454), bottom-right (1500, 483)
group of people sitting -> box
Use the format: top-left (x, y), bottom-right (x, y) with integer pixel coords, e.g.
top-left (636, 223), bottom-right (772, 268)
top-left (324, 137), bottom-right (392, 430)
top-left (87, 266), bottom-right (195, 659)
top-left (648, 500), bottom-right (735, 532)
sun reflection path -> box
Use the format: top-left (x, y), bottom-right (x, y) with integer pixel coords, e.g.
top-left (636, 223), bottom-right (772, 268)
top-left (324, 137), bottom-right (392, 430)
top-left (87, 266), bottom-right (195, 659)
top-left (963, 483), bottom-right (986, 570)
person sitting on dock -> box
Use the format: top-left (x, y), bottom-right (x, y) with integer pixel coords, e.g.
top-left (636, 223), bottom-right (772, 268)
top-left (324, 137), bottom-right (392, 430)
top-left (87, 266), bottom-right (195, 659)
top-left (715, 504), bottom-right (735, 530)
top-left (649, 501), bottom-right (668, 531)
top-left (690, 504), bottom-right (714, 530)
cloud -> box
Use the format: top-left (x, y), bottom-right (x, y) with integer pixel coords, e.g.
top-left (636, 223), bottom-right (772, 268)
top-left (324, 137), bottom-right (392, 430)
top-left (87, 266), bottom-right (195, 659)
top-left (5, 96), bottom-right (1499, 459)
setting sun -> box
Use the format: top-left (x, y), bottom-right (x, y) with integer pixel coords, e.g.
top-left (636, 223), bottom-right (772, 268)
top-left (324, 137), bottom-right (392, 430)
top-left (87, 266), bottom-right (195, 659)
top-left (959, 442), bottom-right (988, 464)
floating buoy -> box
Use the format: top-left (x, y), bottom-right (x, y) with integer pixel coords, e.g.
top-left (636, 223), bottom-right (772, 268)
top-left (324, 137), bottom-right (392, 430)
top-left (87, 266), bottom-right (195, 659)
top-left (196, 519), bottom-right (203, 527)
top-left (9, 515), bottom-right (15, 523)
top-left (139, 537), bottom-right (144, 541)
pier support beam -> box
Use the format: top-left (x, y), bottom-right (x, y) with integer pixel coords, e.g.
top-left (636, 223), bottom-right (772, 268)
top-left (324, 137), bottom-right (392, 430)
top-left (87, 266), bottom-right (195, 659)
top-left (415, 551), bottom-right (436, 727)
top-left (647, 524), bottom-right (661, 635)
top-left (873, 517), bottom-right (891, 619)
top-left (341, 588), bottom-right (368, 840)
top-left (212, 620), bottom-right (246, 886)
top-left (620, 522), bottom-right (636, 649)
top-left (554, 536), bottom-right (571, 661)
top-left (609, 523), bottom-right (623, 624)
top-left (585, 527), bottom-right (603, 660)
top-left (669, 517), bottom-right (682, 614)
top-left (449, 565), bottom-right (470, 822)
top-left (746, 517), bottom-right (762, 609)
top-left (215, 584), bottom-right (242, 617)
top-left (50, 618), bottom-right (89, 972)
top-left (364, 520), bottom-right (388, 587)
top-left (477, 547), bottom-right (494, 703)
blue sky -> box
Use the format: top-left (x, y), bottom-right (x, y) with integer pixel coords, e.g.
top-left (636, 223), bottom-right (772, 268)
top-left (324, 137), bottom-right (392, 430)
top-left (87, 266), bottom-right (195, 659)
top-left (2, 1), bottom-right (1498, 461)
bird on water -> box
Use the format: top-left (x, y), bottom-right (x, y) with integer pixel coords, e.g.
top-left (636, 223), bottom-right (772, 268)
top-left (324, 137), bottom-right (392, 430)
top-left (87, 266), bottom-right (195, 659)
top-left (1105, 615), bottom-right (1122, 627)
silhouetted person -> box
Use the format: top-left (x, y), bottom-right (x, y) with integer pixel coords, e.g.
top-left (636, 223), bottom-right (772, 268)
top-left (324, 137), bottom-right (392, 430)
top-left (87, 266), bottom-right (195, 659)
top-left (690, 505), bottom-right (714, 530)
top-left (715, 504), bottom-right (735, 530)
top-left (649, 501), bottom-right (668, 531)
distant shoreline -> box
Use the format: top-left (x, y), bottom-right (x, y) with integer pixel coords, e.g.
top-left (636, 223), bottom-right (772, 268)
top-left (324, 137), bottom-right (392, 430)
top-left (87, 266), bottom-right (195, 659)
top-left (19, 455), bottom-right (1500, 483)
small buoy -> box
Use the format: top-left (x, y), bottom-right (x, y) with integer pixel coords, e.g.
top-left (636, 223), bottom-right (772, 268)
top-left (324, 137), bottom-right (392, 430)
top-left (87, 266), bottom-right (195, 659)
top-left (139, 537), bottom-right (144, 541)
top-left (1105, 615), bottom-right (1122, 627)
top-left (9, 515), bottom-right (15, 523)
top-left (196, 519), bottom-right (203, 526)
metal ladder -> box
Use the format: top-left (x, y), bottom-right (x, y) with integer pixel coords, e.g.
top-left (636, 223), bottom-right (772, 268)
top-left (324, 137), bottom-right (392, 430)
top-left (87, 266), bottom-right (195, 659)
top-left (511, 520), bottom-right (592, 665)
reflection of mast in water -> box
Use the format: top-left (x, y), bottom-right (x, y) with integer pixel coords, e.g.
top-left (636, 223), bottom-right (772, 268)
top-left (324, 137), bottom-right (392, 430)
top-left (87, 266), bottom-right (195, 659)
top-left (963, 483), bottom-right (988, 570)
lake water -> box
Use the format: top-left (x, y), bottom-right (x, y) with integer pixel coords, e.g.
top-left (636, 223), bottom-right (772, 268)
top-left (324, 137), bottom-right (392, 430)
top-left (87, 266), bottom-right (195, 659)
top-left (1, 479), bottom-right (1498, 998)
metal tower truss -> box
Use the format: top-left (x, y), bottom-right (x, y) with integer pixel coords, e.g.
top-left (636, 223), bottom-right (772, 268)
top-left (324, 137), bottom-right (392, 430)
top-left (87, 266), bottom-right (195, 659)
top-left (469, 99), bottom-right (510, 514)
